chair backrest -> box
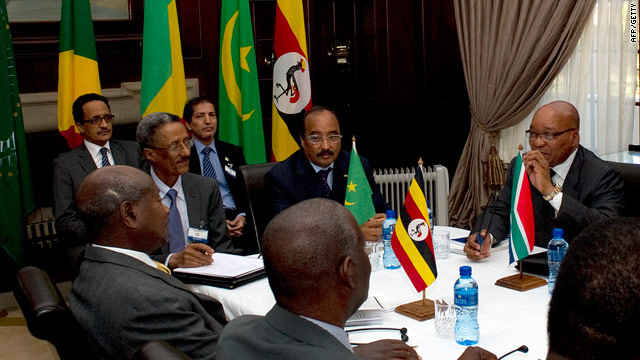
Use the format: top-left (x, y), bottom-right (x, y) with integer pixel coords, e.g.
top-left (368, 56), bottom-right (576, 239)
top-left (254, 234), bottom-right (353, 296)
top-left (135, 340), bottom-right (190, 360)
top-left (238, 162), bottom-right (279, 254)
top-left (13, 266), bottom-right (94, 360)
top-left (607, 161), bottom-right (640, 218)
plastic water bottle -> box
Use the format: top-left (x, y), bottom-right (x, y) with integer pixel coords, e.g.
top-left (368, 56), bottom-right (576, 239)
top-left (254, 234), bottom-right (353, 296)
top-left (382, 209), bottom-right (400, 269)
top-left (426, 200), bottom-right (434, 231)
top-left (547, 228), bottom-right (569, 295)
top-left (454, 266), bottom-right (479, 345)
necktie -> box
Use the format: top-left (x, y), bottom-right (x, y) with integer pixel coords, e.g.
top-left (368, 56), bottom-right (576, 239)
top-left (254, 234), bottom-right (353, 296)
top-left (100, 147), bottom-right (110, 167)
top-left (166, 189), bottom-right (185, 253)
top-left (154, 261), bottom-right (171, 275)
top-left (318, 168), bottom-right (332, 197)
top-left (549, 168), bottom-right (556, 184)
top-left (201, 147), bottom-right (218, 180)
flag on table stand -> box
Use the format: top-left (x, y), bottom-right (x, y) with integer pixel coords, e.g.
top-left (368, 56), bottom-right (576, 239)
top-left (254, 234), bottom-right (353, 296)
top-left (140, 0), bottom-right (187, 117)
top-left (271, 0), bottom-right (312, 161)
top-left (57, 0), bottom-right (101, 149)
top-left (218, 0), bottom-right (266, 165)
top-left (509, 150), bottom-right (535, 264)
top-left (0, 1), bottom-right (35, 268)
top-left (344, 138), bottom-right (375, 226)
top-left (391, 163), bottom-right (437, 293)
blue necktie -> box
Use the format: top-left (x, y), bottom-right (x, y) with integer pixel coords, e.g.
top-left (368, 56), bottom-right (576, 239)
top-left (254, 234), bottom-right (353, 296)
top-left (318, 168), bottom-right (332, 197)
top-left (100, 147), bottom-right (110, 167)
top-left (201, 147), bottom-right (218, 180)
top-left (166, 189), bottom-right (185, 253)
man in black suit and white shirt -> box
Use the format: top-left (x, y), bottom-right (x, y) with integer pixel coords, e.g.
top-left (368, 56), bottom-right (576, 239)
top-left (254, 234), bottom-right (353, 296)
top-left (53, 93), bottom-right (142, 245)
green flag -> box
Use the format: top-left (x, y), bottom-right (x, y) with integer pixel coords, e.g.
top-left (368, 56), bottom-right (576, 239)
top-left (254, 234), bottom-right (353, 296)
top-left (218, 0), bottom-right (265, 164)
top-left (0, 1), bottom-right (35, 268)
top-left (344, 141), bottom-right (375, 225)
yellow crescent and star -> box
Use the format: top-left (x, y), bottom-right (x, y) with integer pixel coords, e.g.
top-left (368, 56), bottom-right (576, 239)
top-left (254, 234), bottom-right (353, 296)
top-left (344, 181), bottom-right (358, 205)
top-left (221, 11), bottom-right (255, 122)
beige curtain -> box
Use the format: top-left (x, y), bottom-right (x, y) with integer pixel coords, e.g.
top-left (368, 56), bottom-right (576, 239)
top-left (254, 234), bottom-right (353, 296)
top-left (449, 0), bottom-right (596, 229)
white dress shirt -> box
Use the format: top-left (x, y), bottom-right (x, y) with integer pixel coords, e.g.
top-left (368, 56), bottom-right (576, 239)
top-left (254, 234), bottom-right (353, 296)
top-left (84, 140), bottom-right (114, 168)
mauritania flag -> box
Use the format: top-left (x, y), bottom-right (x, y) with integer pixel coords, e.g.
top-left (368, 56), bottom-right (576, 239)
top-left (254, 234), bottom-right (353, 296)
top-left (1, 1), bottom-right (35, 268)
top-left (218, 0), bottom-right (265, 165)
top-left (509, 151), bottom-right (535, 264)
top-left (58, 0), bottom-right (101, 149)
top-left (271, 0), bottom-right (311, 161)
top-left (391, 166), bottom-right (437, 292)
top-left (141, 0), bottom-right (186, 117)
top-left (344, 140), bottom-right (375, 226)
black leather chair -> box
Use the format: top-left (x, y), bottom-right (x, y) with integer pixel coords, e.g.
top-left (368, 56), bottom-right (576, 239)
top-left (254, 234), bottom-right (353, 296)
top-left (237, 162), bottom-right (279, 254)
top-left (607, 161), bottom-right (640, 218)
top-left (13, 266), bottom-right (94, 360)
top-left (135, 340), bottom-right (191, 360)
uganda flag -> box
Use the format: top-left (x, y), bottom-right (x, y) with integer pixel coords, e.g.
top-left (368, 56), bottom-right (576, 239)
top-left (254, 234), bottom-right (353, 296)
top-left (391, 165), bottom-right (437, 293)
top-left (509, 150), bottom-right (535, 264)
top-left (141, 0), bottom-right (187, 117)
top-left (57, 0), bottom-right (101, 149)
top-left (218, 0), bottom-right (266, 165)
top-left (271, 0), bottom-right (311, 161)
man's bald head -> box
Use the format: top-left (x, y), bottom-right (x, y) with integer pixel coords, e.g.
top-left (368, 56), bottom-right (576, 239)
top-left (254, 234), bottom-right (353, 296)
top-left (529, 101), bottom-right (581, 167)
top-left (535, 101), bottom-right (580, 130)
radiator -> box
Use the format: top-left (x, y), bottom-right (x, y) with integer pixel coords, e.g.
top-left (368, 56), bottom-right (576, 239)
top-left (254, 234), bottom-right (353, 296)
top-left (373, 165), bottom-right (449, 226)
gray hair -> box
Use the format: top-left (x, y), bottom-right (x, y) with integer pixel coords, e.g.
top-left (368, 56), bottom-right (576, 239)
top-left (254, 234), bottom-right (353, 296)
top-left (136, 112), bottom-right (181, 150)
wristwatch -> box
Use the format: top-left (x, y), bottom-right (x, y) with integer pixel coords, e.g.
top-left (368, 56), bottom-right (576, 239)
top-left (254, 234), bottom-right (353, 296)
top-left (543, 183), bottom-right (563, 201)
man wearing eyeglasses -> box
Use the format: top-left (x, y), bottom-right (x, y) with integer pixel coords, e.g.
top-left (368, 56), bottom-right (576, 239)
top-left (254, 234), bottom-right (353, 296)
top-left (265, 106), bottom-right (389, 242)
top-left (465, 101), bottom-right (624, 261)
top-left (53, 93), bottom-right (143, 247)
top-left (137, 112), bottom-right (233, 269)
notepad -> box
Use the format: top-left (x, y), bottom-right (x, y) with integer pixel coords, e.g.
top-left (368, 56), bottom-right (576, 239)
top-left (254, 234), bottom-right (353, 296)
top-left (346, 297), bottom-right (384, 326)
top-left (173, 253), bottom-right (265, 289)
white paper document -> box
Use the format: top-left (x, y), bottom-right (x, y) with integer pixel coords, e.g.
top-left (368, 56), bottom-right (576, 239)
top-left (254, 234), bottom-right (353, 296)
top-left (346, 297), bottom-right (384, 326)
top-left (174, 253), bottom-right (264, 278)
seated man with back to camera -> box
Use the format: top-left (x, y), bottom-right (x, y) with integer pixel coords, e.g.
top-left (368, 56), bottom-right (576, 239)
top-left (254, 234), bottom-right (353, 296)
top-left (465, 101), bottom-right (624, 260)
top-left (265, 106), bottom-right (389, 242)
top-left (218, 198), bottom-right (497, 360)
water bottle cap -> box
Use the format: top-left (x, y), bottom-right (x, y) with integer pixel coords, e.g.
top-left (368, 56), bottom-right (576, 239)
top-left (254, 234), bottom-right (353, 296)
top-left (459, 266), bottom-right (472, 276)
top-left (552, 228), bottom-right (564, 238)
top-left (386, 209), bottom-right (396, 218)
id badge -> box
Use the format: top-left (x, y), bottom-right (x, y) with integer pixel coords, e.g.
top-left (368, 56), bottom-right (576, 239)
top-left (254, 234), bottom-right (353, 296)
top-left (224, 165), bottom-right (236, 178)
top-left (188, 227), bottom-right (208, 244)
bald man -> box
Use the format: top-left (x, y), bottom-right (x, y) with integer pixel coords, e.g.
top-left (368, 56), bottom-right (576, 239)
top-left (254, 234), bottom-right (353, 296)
top-left (217, 198), bottom-right (496, 360)
top-left (465, 101), bottom-right (624, 260)
top-left (70, 166), bottom-right (227, 359)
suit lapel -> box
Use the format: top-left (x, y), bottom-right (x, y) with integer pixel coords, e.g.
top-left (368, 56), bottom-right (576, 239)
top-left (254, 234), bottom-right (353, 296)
top-left (331, 151), bottom-right (349, 203)
top-left (561, 146), bottom-right (583, 200)
top-left (294, 152), bottom-right (326, 199)
top-left (110, 141), bottom-right (126, 165)
top-left (77, 145), bottom-right (98, 174)
top-left (181, 174), bottom-right (200, 228)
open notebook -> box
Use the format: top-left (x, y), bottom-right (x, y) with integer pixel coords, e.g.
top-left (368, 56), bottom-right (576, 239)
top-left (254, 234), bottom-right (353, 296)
top-left (173, 253), bottom-right (266, 289)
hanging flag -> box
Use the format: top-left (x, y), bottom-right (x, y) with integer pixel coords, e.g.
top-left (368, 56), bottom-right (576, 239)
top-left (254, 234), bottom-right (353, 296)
top-left (509, 150), bottom-right (535, 264)
top-left (0, 1), bottom-right (35, 268)
top-left (57, 0), bottom-right (101, 149)
top-left (218, 0), bottom-right (266, 165)
top-left (344, 138), bottom-right (375, 225)
top-left (391, 163), bottom-right (437, 293)
top-left (140, 0), bottom-right (187, 117)
top-left (271, 0), bottom-right (312, 161)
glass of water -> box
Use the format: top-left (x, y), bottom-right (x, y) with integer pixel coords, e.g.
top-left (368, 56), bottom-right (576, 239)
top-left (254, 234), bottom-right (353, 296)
top-left (433, 229), bottom-right (450, 259)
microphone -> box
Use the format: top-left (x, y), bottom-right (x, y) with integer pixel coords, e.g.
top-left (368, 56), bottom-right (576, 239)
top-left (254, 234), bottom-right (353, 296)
top-left (498, 345), bottom-right (528, 359)
top-left (346, 327), bottom-right (408, 344)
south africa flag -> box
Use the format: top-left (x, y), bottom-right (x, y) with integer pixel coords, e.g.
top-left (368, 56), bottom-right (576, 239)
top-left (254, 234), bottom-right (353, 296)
top-left (509, 151), bottom-right (535, 264)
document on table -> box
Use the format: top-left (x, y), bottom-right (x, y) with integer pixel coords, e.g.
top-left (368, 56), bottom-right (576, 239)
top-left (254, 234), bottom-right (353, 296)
top-left (346, 297), bottom-right (384, 326)
top-left (437, 225), bottom-right (509, 255)
top-left (174, 253), bottom-right (264, 278)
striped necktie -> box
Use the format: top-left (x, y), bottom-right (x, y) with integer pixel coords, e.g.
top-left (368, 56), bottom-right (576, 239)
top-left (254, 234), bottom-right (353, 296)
top-left (166, 189), bottom-right (185, 253)
top-left (100, 147), bottom-right (110, 167)
top-left (201, 147), bottom-right (218, 180)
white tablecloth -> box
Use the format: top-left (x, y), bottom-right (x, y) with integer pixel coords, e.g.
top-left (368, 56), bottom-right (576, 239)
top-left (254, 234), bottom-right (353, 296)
top-left (189, 227), bottom-right (549, 360)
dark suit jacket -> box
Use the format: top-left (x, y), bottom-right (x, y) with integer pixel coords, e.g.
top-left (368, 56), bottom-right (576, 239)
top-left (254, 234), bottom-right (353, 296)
top-left (217, 305), bottom-right (361, 360)
top-left (53, 139), bottom-right (142, 244)
top-left (264, 150), bottom-right (389, 219)
top-left (153, 172), bottom-right (234, 263)
top-left (189, 139), bottom-right (248, 216)
top-left (472, 146), bottom-right (624, 247)
top-left (70, 245), bottom-right (227, 360)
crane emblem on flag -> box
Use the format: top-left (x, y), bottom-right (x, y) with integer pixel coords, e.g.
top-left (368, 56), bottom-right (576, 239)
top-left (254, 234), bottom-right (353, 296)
top-left (272, 52), bottom-right (311, 114)
top-left (408, 219), bottom-right (428, 241)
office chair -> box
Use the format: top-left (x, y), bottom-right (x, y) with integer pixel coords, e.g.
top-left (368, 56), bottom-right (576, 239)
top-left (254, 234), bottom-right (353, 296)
top-left (13, 266), bottom-right (94, 360)
top-left (607, 161), bottom-right (640, 218)
top-left (135, 340), bottom-right (191, 360)
top-left (237, 162), bottom-right (279, 254)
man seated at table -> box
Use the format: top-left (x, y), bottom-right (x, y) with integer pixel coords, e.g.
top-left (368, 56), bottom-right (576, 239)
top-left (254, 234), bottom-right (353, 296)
top-left (547, 217), bottom-right (640, 360)
top-left (465, 101), bottom-right (624, 260)
top-left (70, 165), bottom-right (227, 359)
top-left (265, 106), bottom-right (389, 242)
top-left (217, 198), bottom-right (496, 360)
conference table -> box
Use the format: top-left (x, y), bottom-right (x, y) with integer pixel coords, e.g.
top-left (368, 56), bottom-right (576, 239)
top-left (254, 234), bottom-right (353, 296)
top-left (189, 226), bottom-right (549, 360)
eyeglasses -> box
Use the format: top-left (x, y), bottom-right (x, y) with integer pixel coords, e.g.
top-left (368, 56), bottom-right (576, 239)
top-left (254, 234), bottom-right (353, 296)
top-left (525, 128), bottom-right (576, 141)
top-left (151, 138), bottom-right (193, 153)
top-left (83, 114), bottom-right (115, 125)
top-left (305, 134), bottom-right (342, 144)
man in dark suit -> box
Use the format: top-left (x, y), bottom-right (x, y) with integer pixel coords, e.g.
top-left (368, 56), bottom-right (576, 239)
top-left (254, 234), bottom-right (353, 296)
top-left (465, 101), bottom-right (624, 260)
top-left (136, 112), bottom-right (233, 269)
top-left (265, 106), bottom-right (389, 242)
top-left (53, 93), bottom-right (142, 245)
top-left (183, 96), bottom-right (248, 239)
top-left (70, 165), bottom-right (226, 360)
top-left (218, 198), bottom-right (496, 360)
